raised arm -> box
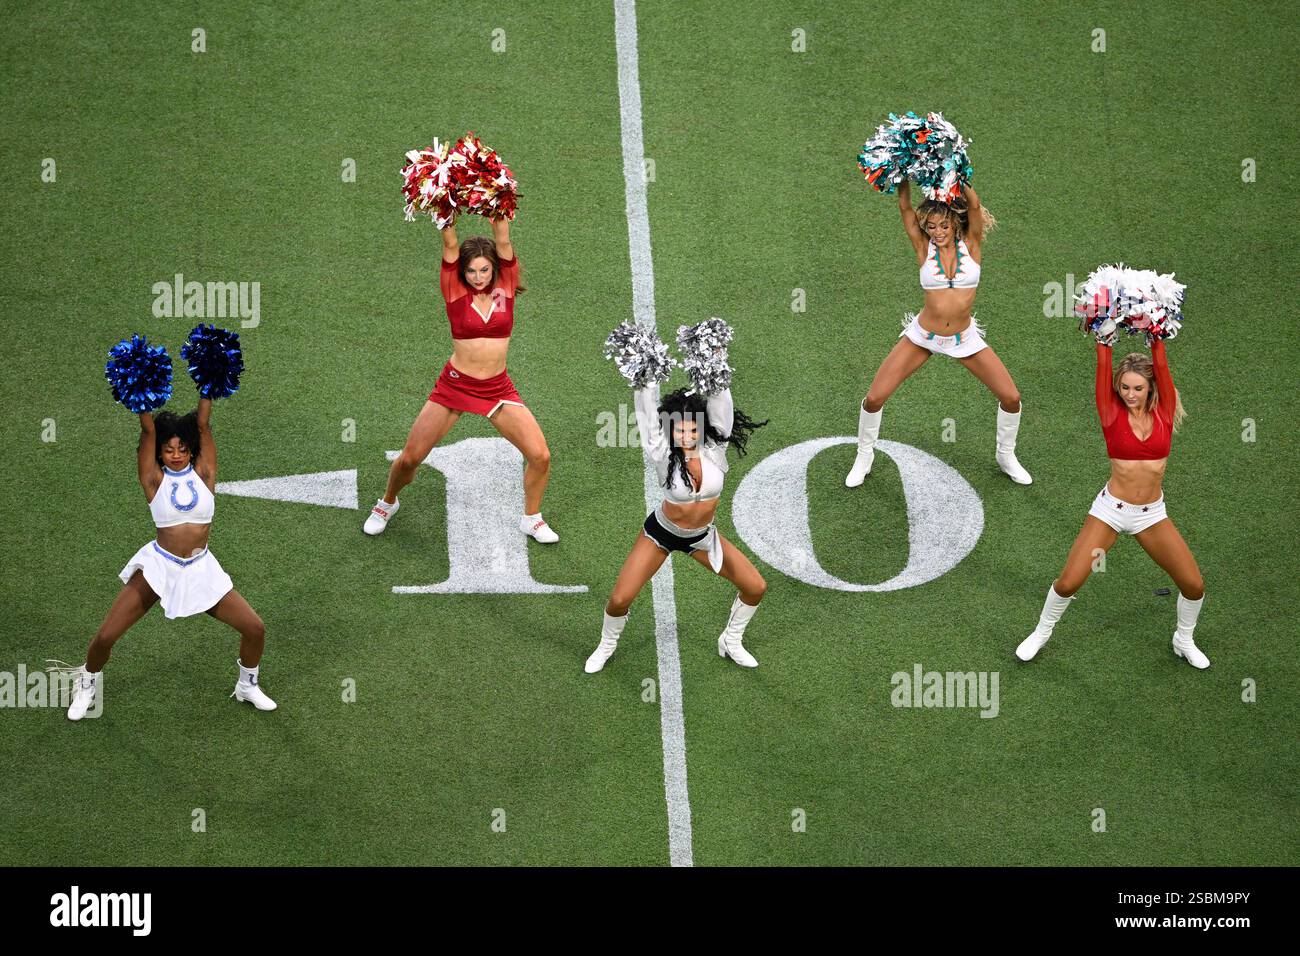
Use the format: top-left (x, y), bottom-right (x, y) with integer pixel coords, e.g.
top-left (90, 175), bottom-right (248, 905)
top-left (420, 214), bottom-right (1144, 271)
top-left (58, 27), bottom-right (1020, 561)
top-left (632, 381), bottom-right (670, 466)
top-left (1149, 338), bottom-right (1176, 424)
top-left (490, 216), bottom-right (514, 262)
top-left (196, 397), bottom-right (217, 487)
top-left (137, 411), bottom-right (160, 499)
top-left (440, 214), bottom-right (460, 264)
top-left (961, 183), bottom-right (984, 256)
top-left (1095, 342), bottom-right (1120, 428)
top-left (897, 180), bottom-right (927, 261)
top-left (706, 387), bottom-right (734, 440)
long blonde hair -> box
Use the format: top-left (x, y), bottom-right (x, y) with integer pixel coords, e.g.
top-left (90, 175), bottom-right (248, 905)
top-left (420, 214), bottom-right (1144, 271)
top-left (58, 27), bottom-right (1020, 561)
top-left (915, 197), bottom-right (997, 242)
top-left (1115, 352), bottom-right (1186, 430)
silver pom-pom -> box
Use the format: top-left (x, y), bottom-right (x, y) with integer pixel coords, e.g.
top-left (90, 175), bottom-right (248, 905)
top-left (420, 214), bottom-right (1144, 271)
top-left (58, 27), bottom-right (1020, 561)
top-left (603, 321), bottom-right (677, 387)
top-left (676, 318), bottom-right (734, 395)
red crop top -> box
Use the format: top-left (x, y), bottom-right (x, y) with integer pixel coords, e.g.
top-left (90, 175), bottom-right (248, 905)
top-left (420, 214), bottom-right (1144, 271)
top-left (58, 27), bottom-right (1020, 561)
top-left (439, 253), bottom-right (519, 339)
top-left (1096, 340), bottom-right (1175, 460)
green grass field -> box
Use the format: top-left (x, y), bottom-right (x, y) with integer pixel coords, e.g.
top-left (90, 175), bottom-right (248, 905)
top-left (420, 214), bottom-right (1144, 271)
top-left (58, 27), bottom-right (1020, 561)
top-left (1, 0), bottom-right (1296, 866)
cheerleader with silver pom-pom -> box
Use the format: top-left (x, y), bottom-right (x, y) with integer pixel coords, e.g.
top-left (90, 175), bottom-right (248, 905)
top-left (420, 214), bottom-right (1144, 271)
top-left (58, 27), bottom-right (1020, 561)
top-left (585, 320), bottom-right (769, 674)
top-left (848, 114), bottom-right (1032, 488)
top-left (64, 327), bottom-right (276, 721)
top-left (1015, 266), bottom-right (1208, 670)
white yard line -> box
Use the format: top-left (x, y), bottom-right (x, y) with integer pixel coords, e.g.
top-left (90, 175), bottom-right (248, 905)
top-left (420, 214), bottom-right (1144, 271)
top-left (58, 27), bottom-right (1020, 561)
top-left (613, 0), bottom-right (694, 868)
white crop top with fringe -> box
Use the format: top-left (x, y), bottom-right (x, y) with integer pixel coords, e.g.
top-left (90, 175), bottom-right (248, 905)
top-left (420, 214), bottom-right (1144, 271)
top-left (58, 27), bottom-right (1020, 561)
top-left (634, 382), bottom-right (733, 504)
top-left (149, 464), bottom-right (215, 528)
top-left (920, 238), bottom-right (980, 290)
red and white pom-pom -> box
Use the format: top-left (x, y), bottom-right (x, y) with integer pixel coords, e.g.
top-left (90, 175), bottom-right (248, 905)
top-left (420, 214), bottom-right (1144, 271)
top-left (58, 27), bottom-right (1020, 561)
top-left (454, 131), bottom-right (519, 221)
top-left (401, 138), bottom-right (461, 227)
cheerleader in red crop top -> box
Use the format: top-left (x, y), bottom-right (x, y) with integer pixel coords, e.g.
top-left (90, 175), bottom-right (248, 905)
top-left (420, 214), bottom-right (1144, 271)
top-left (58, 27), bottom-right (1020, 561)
top-left (363, 212), bottom-right (559, 544)
top-left (64, 398), bottom-right (276, 721)
top-left (1015, 336), bottom-right (1210, 669)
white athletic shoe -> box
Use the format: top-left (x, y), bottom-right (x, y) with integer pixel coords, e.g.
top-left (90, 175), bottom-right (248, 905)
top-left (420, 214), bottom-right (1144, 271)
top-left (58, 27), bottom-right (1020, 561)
top-left (1173, 633), bottom-right (1210, 669)
top-left (363, 498), bottom-right (399, 535)
top-left (67, 669), bottom-right (98, 721)
top-left (232, 681), bottom-right (278, 711)
top-left (521, 515), bottom-right (559, 543)
top-left (584, 637), bottom-right (620, 674)
top-left (1015, 630), bottom-right (1051, 662)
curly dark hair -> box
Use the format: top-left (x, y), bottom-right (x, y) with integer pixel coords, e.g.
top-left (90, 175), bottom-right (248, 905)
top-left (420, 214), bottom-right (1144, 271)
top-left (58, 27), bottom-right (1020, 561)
top-left (153, 410), bottom-right (201, 467)
top-left (657, 388), bottom-right (767, 492)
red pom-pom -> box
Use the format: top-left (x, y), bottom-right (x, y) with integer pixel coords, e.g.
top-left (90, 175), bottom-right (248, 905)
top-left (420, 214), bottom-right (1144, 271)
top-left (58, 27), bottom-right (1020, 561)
top-left (401, 132), bottom-right (519, 226)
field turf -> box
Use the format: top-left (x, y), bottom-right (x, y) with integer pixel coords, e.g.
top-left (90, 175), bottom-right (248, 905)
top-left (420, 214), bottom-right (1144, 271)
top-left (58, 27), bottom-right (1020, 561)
top-left (1, 0), bottom-right (1296, 866)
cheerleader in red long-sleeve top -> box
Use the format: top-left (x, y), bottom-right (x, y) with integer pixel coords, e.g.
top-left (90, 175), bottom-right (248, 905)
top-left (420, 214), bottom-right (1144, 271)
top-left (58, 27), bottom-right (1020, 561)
top-left (1016, 337), bottom-right (1210, 668)
top-left (363, 212), bottom-right (558, 543)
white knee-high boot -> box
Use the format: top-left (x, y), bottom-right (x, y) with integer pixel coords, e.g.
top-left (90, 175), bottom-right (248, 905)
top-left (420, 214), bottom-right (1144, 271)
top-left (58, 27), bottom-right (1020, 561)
top-left (1015, 584), bottom-right (1073, 661)
top-left (718, 595), bottom-right (760, 668)
top-left (846, 405), bottom-right (883, 487)
top-left (1172, 594), bottom-right (1209, 669)
top-left (585, 610), bottom-right (629, 673)
top-left (996, 405), bottom-right (1033, 485)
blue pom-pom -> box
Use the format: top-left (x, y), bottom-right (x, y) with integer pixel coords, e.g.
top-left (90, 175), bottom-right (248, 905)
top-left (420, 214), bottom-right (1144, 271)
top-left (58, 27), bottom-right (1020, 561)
top-left (181, 324), bottom-right (244, 399)
top-left (105, 335), bottom-right (173, 413)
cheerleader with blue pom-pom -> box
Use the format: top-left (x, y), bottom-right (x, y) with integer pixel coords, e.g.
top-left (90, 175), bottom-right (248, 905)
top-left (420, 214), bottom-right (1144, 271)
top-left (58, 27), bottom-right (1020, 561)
top-left (65, 327), bottom-right (276, 720)
top-left (847, 112), bottom-right (1032, 487)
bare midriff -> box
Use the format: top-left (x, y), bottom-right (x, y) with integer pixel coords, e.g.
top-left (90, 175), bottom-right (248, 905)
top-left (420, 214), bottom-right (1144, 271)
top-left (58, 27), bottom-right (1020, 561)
top-left (661, 456), bottom-right (719, 529)
top-left (1107, 455), bottom-right (1167, 505)
top-left (917, 286), bottom-right (978, 335)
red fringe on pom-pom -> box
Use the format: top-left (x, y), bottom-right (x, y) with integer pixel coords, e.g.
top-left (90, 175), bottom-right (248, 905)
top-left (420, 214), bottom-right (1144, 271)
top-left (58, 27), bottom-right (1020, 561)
top-left (400, 132), bottom-right (519, 226)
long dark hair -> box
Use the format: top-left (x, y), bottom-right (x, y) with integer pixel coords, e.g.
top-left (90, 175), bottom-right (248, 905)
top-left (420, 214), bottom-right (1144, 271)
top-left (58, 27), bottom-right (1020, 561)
top-left (153, 410), bottom-right (201, 467)
top-left (459, 235), bottom-right (527, 294)
top-left (657, 388), bottom-right (767, 491)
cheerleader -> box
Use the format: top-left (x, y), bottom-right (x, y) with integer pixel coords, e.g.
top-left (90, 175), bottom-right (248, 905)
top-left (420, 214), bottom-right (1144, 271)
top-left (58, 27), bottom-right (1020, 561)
top-left (1015, 334), bottom-right (1208, 667)
top-left (364, 213), bottom-right (557, 542)
top-left (585, 364), bottom-right (769, 673)
top-left (845, 180), bottom-right (1032, 487)
top-left (67, 399), bottom-right (276, 720)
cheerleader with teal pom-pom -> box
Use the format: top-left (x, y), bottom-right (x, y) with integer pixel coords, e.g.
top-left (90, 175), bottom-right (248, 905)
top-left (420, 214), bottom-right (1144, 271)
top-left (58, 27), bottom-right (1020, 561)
top-left (65, 327), bottom-right (276, 720)
top-left (848, 114), bottom-right (1032, 488)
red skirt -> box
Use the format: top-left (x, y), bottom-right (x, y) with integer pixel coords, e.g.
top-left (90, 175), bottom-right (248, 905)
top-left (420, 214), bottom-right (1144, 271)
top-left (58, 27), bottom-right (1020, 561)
top-left (427, 360), bottom-right (525, 417)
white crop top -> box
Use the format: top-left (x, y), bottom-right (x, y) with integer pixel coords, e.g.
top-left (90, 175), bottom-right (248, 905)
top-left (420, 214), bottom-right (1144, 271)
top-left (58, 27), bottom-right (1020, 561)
top-left (634, 382), bottom-right (733, 504)
top-left (149, 464), bottom-right (215, 528)
top-left (920, 238), bottom-right (980, 290)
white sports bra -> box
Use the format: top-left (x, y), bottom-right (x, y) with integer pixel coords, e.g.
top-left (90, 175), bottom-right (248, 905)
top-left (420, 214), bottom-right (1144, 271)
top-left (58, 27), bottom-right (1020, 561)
top-left (920, 239), bottom-right (980, 290)
top-left (634, 382), bottom-right (733, 504)
top-left (149, 464), bottom-right (215, 528)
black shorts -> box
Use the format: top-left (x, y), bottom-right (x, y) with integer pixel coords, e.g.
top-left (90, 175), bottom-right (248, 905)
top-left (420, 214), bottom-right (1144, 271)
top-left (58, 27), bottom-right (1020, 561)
top-left (643, 510), bottom-right (709, 554)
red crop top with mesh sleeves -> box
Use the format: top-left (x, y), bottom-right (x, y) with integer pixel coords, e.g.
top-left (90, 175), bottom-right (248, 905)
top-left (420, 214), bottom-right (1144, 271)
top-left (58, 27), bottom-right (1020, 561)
top-left (439, 253), bottom-right (519, 339)
top-left (1096, 339), bottom-right (1175, 460)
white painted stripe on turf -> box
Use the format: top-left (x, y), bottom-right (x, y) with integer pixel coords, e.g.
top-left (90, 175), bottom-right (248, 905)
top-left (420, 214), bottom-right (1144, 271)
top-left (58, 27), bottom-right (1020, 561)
top-left (613, 0), bottom-right (694, 868)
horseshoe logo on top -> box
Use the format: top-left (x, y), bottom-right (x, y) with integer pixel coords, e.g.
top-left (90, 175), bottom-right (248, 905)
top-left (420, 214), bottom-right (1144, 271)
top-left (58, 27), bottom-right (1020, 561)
top-left (170, 479), bottom-right (199, 512)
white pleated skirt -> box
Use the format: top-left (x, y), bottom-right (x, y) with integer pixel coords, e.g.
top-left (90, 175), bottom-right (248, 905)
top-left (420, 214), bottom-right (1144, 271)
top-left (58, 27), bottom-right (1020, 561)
top-left (119, 541), bottom-right (234, 619)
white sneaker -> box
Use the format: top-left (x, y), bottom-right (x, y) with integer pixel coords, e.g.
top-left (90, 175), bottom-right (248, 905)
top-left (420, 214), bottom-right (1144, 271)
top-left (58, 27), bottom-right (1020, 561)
top-left (67, 669), bottom-right (98, 721)
top-left (845, 450), bottom-right (875, 488)
top-left (1015, 629), bottom-right (1051, 662)
top-left (363, 498), bottom-right (399, 535)
top-left (232, 681), bottom-right (278, 711)
top-left (1173, 634), bottom-right (1210, 669)
top-left (584, 637), bottom-right (619, 674)
top-left (521, 514), bottom-right (559, 543)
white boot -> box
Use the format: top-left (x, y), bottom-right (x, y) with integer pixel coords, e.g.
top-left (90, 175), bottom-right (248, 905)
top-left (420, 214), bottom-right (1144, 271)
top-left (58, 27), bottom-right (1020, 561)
top-left (1016, 584), bottom-right (1073, 661)
top-left (67, 667), bottom-right (99, 721)
top-left (717, 595), bottom-right (760, 668)
top-left (996, 406), bottom-right (1033, 485)
top-left (363, 497), bottom-right (400, 535)
top-left (585, 611), bottom-right (628, 673)
top-left (231, 659), bottom-right (278, 711)
top-left (1172, 594), bottom-right (1209, 669)
top-left (521, 513), bottom-right (559, 544)
top-left (845, 405), bottom-right (883, 487)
